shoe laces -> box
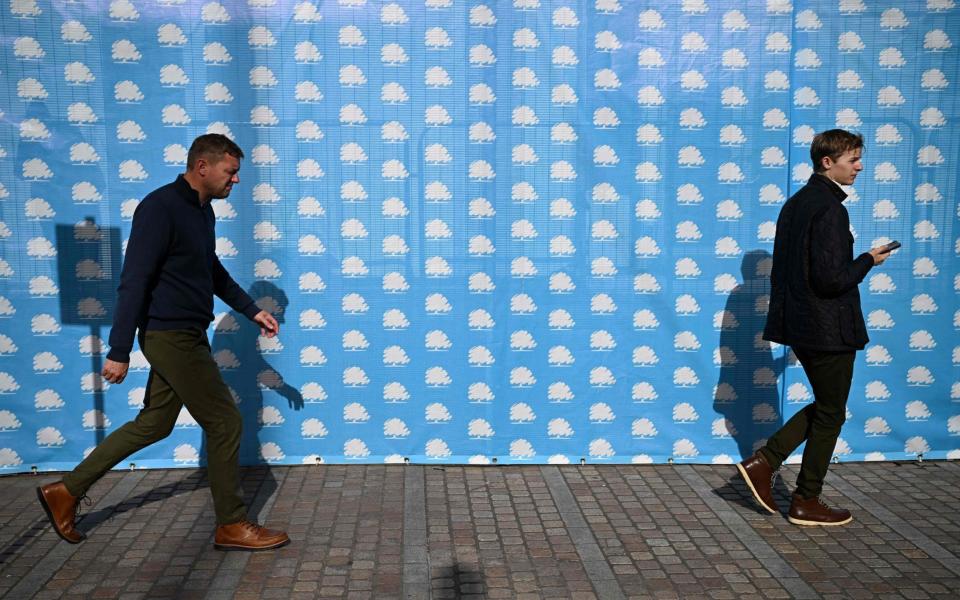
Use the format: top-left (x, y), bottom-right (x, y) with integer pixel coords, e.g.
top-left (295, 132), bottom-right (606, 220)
top-left (75, 494), bottom-right (91, 520)
top-left (240, 520), bottom-right (264, 534)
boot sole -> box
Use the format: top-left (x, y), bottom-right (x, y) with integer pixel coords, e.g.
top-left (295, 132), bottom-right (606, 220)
top-left (735, 463), bottom-right (777, 514)
top-left (214, 538), bottom-right (290, 552)
top-left (787, 514), bottom-right (853, 527)
top-left (36, 487), bottom-right (85, 544)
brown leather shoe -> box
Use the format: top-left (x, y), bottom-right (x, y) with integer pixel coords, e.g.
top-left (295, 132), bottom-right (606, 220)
top-left (214, 520), bottom-right (290, 551)
top-left (37, 482), bottom-right (86, 543)
top-left (736, 451), bottom-right (779, 514)
top-left (788, 493), bottom-right (852, 526)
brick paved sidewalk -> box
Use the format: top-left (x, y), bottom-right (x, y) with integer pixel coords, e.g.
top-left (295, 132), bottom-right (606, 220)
top-left (1, 461), bottom-right (959, 599)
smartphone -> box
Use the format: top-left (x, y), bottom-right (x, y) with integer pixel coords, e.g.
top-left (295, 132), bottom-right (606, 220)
top-left (882, 240), bottom-right (901, 252)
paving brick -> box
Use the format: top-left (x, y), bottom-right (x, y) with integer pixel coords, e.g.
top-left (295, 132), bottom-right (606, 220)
top-left (3, 463), bottom-right (960, 598)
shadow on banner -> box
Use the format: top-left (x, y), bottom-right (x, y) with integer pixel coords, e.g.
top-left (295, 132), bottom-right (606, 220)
top-left (204, 281), bottom-right (302, 518)
top-left (714, 250), bottom-right (791, 461)
top-left (56, 219), bottom-right (122, 445)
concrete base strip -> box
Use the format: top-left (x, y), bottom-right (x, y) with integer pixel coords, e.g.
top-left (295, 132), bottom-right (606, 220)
top-left (402, 466), bottom-right (430, 600)
top-left (5, 470), bottom-right (147, 599)
top-left (828, 473), bottom-right (960, 577)
top-left (676, 465), bottom-right (820, 600)
top-left (541, 466), bottom-right (628, 600)
top-left (209, 468), bottom-right (289, 591)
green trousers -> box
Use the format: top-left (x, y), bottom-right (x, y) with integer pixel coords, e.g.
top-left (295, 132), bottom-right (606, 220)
top-left (63, 329), bottom-right (246, 525)
top-left (760, 347), bottom-right (856, 499)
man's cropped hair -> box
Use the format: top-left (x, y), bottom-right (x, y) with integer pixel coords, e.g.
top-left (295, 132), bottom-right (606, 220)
top-left (187, 134), bottom-right (244, 170)
top-left (810, 129), bottom-right (863, 173)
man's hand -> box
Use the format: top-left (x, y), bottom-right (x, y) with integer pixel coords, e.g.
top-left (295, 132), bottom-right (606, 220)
top-left (102, 359), bottom-right (129, 384)
top-left (868, 246), bottom-right (892, 266)
top-left (253, 310), bottom-right (280, 338)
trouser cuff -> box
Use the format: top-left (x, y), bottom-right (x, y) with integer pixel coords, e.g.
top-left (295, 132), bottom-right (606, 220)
top-left (60, 475), bottom-right (84, 498)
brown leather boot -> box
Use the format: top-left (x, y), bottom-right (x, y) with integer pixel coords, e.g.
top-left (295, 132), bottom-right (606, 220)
top-left (37, 482), bottom-right (86, 543)
top-left (214, 520), bottom-right (290, 551)
top-left (788, 493), bottom-right (852, 526)
top-left (736, 451), bottom-right (778, 514)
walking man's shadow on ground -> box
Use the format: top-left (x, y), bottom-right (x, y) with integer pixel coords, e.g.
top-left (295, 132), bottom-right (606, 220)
top-left (713, 250), bottom-right (795, 511)
top-left (204, 281), bottom-right (302, 520)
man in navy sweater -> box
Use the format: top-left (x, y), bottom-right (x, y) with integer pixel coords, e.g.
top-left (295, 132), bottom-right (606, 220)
top-left (37, 134), bottom-right (290, 550)
top-left (737, 129), bottom-right (894, 526)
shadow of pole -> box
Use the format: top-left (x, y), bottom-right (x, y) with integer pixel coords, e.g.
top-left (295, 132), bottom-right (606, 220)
top-left (432, 563), bottom-right (486, 599)
top-left (55, 220), bottom-right (122, 446)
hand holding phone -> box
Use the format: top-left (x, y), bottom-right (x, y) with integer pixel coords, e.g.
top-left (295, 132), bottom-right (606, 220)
top-left (881, 240), bottom-right (901, 253)
top-left (869, 241), bottom-right (898, 266)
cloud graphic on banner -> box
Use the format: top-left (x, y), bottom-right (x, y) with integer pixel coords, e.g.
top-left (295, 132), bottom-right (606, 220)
top-left (0, 0), bottom-right (957, 469)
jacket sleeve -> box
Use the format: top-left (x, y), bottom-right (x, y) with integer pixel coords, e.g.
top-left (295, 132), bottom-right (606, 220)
top-left (808, 203), bottom-right (874, 299)
top-left (212, 256), bottom-right (260, 321)
top-left (106, 200), bottom-right (171, 362)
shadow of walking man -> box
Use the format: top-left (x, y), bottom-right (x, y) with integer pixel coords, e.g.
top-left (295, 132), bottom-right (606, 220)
top-left (713, 250), bottom-right (792, 460)
top-left (713, 250), bottom-right (794, 509)
top-left (203, 281), bottom-right (302, 520)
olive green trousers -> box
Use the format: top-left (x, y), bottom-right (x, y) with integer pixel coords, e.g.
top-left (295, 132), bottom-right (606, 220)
top-left (63, 329), bottom-right (246, 525)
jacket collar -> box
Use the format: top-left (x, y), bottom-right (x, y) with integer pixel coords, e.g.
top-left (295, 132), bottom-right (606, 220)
top-left (807, 172), bottom-right (848, 202)
top-left (174, 174), bottom-right (205, 207)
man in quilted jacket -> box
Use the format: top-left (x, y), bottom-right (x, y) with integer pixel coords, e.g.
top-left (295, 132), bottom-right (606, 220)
top-left (737, 129), bottom-right (895, 526)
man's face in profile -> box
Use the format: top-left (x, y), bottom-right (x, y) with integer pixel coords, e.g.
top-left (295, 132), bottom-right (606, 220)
top-left (822, 148), bottom-right (863, 186)
top-left (198, 153), bottom-right (241, 200)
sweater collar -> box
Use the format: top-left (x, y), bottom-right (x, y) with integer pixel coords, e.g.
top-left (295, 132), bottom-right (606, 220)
top-left (174, 174), bottom-right (206, 207)
top-left (808, 172), bottom-right (848, 202)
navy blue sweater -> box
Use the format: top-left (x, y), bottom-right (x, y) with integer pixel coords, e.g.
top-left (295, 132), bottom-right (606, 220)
top-left (107, 175), bottom-right (260, 362)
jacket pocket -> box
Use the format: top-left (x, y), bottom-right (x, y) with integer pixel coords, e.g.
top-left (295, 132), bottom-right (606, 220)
top-left (838, 303), bottom-right (855, 346)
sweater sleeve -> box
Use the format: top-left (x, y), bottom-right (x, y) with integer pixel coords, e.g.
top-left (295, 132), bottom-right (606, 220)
top-left (106, 199), bottom-right (171, 362)
top-left (212, 256), bottom-right (260, 321)
top-left (808, 203), bottom-right (874, 299)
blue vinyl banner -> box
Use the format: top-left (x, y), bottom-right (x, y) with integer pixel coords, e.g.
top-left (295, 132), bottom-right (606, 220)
top-left (0, 0), bottom-right (957, 471)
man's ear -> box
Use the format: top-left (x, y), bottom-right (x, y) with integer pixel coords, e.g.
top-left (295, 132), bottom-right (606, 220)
top-left (820, 156), bottom-right (833, 172)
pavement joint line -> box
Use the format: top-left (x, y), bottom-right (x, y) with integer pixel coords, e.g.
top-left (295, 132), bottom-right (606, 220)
top-left (4, 470), bottom-right (147, 600)
top-left (939, 460), bottom-right (960, 474)
top-left (540, 466), bottom-right (629, 599)
top-left (402, 466), bottom-right (431, 600)
top-left (675, 464), bottom-right (820, 600)
top-left (209, 467), bottom-right (289, 589)
top-left (828, 471), bottom-right (960, 577)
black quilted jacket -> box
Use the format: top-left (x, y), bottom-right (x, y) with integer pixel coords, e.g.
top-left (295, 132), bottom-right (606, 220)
top-left (763, 173), bottom-right (875, 351)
